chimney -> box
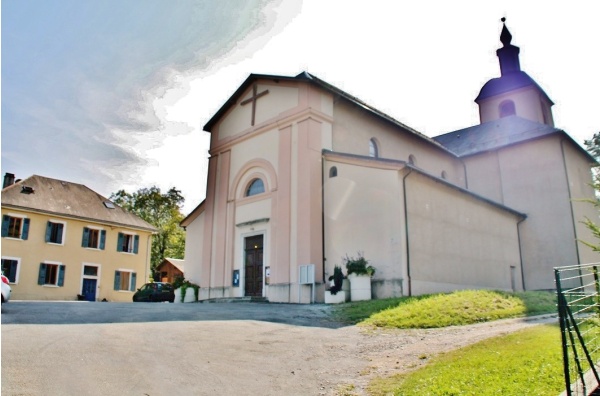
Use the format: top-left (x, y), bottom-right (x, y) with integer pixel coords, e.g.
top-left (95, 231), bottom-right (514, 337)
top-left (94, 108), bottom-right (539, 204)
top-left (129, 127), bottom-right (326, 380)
top-left (3, 173), bottom-right (15, 189)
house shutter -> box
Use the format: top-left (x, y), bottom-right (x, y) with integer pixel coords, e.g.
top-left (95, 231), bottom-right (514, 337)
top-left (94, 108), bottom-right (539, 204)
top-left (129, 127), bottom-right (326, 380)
top-left (100, 230), bottom-right (106, 250)
top-left (57, 224), bottom-right (63, 243)
top-left (58, 265), bottom-right (65, 287)
top-left (82, 228), bottom-right (89, 247)
top-left (45, 222), bottom-right (52, 242)
top-left (8, 261), bottom-right (17, 283)
top-left (117, 233), bottom-right (124, 252)
top-left (130, 272), bottom-right (137, 291)
top-left (133, 235), bottom-right (139, 254)
top-left (38, 263), bottom-right (47, 285)
top-left (21, 218), bottom-right (30, 240)
top-left (1, 215), bottom-right (9, 237)
top-left (114, 271), bottom-right (121, 290)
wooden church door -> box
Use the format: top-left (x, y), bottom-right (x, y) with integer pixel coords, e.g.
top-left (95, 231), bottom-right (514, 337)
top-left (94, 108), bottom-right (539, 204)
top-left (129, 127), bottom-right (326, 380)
top-left (244, 235), bottom-right (264, 297)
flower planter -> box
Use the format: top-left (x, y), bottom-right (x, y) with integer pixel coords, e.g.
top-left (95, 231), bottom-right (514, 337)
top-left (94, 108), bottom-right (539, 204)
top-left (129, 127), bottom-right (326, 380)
top-left (348, 274), bottom-right (371, 301)
top-left (342, 279), bottom-right (351, 302)
top-left (174, 287), bottom-right (197, 303)
top-left (324, 290), bottom-right (347, 304)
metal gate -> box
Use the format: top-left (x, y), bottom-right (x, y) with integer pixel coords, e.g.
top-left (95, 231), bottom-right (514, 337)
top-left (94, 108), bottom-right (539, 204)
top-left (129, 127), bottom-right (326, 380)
top-left (555, 264), bottom-right (600, 395)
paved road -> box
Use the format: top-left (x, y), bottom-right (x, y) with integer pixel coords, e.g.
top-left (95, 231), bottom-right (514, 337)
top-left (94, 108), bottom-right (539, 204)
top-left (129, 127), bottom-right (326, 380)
top-left (2, 301), bottom-right (359, 396)
top-left (1, 300), bottom-right (344, 327)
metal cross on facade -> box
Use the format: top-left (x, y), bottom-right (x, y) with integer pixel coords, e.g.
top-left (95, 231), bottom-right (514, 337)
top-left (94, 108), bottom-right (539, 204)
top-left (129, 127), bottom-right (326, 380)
top-left (240, 83), bottom-right (269, 126)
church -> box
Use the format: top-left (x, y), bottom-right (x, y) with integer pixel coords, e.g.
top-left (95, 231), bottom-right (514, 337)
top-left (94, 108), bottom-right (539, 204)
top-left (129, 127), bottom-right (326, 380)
top-left (181, 21), bottom-right (597, 303)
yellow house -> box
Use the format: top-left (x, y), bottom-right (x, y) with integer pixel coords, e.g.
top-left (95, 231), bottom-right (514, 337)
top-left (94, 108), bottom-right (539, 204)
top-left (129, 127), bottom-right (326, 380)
top-left (1, 174), bottom-right (157, 301)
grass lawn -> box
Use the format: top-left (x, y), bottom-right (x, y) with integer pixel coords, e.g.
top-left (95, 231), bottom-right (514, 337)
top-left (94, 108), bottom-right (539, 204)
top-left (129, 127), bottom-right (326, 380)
top-left (332, 290), bottom-right (556, 328)
top-left (331, 290), bottom-right (562, 394)
top-left (367, 324), bottom-right (564, 395)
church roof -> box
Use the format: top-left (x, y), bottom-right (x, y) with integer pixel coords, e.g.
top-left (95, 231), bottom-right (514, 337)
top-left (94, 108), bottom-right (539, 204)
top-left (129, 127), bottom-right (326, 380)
top-left (475, 71), bottom-right (554, 104)
top-left (1, 175), bottom-right (157, 232)
top-left (433, 116), bottom-right (594, 162)
top-left (203, 71), bottom-right (454, 155)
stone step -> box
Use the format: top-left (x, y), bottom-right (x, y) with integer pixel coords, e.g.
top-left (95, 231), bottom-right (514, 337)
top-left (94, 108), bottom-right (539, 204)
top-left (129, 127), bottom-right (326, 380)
top-left (200, 296), bottom-right (269, 303)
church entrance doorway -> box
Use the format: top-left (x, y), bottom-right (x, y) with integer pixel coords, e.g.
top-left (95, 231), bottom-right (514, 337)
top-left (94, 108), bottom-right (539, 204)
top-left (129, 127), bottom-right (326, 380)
top-left (244, 235), bottom-right (264, 297)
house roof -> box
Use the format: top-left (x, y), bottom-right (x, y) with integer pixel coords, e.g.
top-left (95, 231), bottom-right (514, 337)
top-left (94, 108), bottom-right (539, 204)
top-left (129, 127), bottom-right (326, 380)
top-left (1, 175), bottom-right (157, 232)
top-left (158, 258), bottom-right (185, 273)
top-left (203, 71), bottom-right (455, 156)
top-left (433, 116), bottom-right (595, 163)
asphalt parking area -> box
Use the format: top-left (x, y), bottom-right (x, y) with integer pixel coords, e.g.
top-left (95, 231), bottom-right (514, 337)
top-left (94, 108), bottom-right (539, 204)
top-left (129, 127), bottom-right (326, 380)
top-left (0, 300), bottom-right (344, 327)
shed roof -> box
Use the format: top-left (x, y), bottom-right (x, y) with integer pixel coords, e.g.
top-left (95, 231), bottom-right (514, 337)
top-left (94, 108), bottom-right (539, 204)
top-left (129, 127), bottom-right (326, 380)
top-left (1, 175), bottom-right (157, 232)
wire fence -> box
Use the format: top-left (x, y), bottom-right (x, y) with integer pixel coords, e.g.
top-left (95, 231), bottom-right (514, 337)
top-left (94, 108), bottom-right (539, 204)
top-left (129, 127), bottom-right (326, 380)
top-left (555, 263), bottom-right (600, 396)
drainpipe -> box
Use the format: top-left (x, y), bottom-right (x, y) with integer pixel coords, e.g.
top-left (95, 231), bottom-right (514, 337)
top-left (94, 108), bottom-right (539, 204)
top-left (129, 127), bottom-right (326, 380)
top-left (402, 167), bottom-right (413, 296)
top-left (321, 153), bottom-right (326, 289)
top-left (516, 216), bottom-right (527, 291)
top-left (145, 233), bottom-right (153, 284)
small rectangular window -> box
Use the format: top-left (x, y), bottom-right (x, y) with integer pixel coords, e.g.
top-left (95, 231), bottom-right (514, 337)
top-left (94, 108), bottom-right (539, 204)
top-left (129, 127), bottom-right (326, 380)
top-left (114, 270), bottom-right (136, 291)
top-left (1, 258), bottom-right (19, 283)
top-left (117, 233), bottom-right (139, 254)
top-left (46, 221), bottom-right (65, 244)
top-left (82, 227), bottom-right (106, 250)
top-left (38, 263), bottom-right (65, 287)
top-left (2, 215), bottom-right (29, 240)
top-left (83, 265), bottom-right (98, 277)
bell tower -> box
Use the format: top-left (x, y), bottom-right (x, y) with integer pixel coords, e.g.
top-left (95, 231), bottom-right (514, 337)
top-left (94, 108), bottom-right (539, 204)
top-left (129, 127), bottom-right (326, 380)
top-left (475, 18), bottom-right (554, 126)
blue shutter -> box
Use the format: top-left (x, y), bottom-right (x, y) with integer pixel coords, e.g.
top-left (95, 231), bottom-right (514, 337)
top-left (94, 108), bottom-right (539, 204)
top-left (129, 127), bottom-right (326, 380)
top-left (57, 224), bottom-right (63, 244)
top-left (82, 228), bottom-right (89, 247)
top-left (114, 271), bottom-right (121, 290)
top-left (130, 272), bottom-right (137, 291)
top-left (38, 264), bottom-right (47, 285)
top-left (117, 233), bottom-right (124, 252)
top-left (58, 265), bottom-right (65, 287)
top-left (1, 215), bottom-right (9, 237)
top-left (8, 261), bottom-right (18, 283)
top-left (100, 230), bottom-right (106, 250)
top-left (133, 235), bottom-right (139, 254)
top-left (21, 218), bottom-right (30, 240)
top-left (45, 222), bottom-right (52, 242)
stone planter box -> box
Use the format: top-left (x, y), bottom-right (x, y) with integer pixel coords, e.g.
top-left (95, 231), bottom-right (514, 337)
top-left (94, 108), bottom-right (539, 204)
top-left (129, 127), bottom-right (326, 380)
top-left (348, 274), bottom-right (371, 301)
top-left (342, 279), bottom-right (351, 302)
top-left (324, 290), bottom-right (347, 304)
top-left (174, 287), bottom-right (197, 303)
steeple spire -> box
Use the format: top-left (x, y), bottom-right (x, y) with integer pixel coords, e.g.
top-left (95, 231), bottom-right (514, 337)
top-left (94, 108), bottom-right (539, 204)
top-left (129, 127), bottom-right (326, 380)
top-left (496, 18), bottom-right (521, 75)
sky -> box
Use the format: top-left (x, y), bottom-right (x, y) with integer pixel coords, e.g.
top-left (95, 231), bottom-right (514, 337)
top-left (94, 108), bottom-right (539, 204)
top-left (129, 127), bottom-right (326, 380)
top-left (2, 0), bottom-right (599, 214)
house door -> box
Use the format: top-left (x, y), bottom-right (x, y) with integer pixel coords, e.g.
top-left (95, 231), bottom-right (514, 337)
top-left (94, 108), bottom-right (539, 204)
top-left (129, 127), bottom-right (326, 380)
top-left (244, 235), bottom-right (264, 297)
top-left (82, 278), bottom-right (97, 302)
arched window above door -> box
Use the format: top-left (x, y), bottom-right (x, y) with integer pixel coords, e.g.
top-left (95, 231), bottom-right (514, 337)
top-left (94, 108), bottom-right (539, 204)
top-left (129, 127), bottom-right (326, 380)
top-left (245, 178), bottom-right (265, 197)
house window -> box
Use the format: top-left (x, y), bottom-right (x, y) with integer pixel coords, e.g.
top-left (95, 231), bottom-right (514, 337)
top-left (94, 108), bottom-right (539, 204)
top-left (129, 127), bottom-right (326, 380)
top-left (82, 227), bottom-right (106, 249)
top-left (117, 232), bottom-right (139, 254)
top-left (1, 258), bottom-right (19, 283)
top-left (499, 100), bottom-right (516, 117)
top-left (46, 221), bottom-right (65, 244)
top-left (114, 270), bottom-right (137, 291)
top-left (245, 179), bottom-right (265, 197)
top-left (369, 138), bottom-right (379, 158)
top-left (1, 215), bottom-right (30, 240)
top-left (38, 263), bottom-right (66, 286)
top-left (329, 166), bottom-right (338, 178)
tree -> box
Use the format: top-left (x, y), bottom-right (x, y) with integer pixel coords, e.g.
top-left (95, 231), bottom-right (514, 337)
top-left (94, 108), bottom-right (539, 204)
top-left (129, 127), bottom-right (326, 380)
top-left (581, 132), bottom-right (600, 251)
top-left (110, 186), bottom-right (186, 275)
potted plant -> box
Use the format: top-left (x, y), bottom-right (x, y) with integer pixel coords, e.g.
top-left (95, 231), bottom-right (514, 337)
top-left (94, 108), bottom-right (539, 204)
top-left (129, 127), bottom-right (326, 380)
top-left (173, 276), bottom-right (200, 303)
top-left (344, 252), bottom-right (375, 301)
top-left (324, 266), bottom-right (346, 304)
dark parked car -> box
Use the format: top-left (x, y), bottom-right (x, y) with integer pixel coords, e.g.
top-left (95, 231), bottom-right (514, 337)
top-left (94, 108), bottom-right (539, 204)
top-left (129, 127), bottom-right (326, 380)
top-left (133, 282), bottom-right (175, 303)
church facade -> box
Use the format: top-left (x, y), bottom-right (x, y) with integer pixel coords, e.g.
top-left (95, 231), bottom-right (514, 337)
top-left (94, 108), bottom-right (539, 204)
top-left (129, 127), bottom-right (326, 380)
top-left (181, 23), bottom-right (597, 303)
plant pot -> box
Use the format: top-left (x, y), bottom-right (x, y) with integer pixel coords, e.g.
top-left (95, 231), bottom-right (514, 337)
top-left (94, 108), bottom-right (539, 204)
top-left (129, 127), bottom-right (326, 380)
top-left (348, 274), bottom-right (371, 301)
top-left (174, 288), bottom-right (197, 303)
top-left (324, 290), bottom-right (346, 304)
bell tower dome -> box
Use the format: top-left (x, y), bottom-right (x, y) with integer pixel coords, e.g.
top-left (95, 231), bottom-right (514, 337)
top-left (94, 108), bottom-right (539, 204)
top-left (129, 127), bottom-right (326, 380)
top-left (475, 18), bottom-right (554, 126)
